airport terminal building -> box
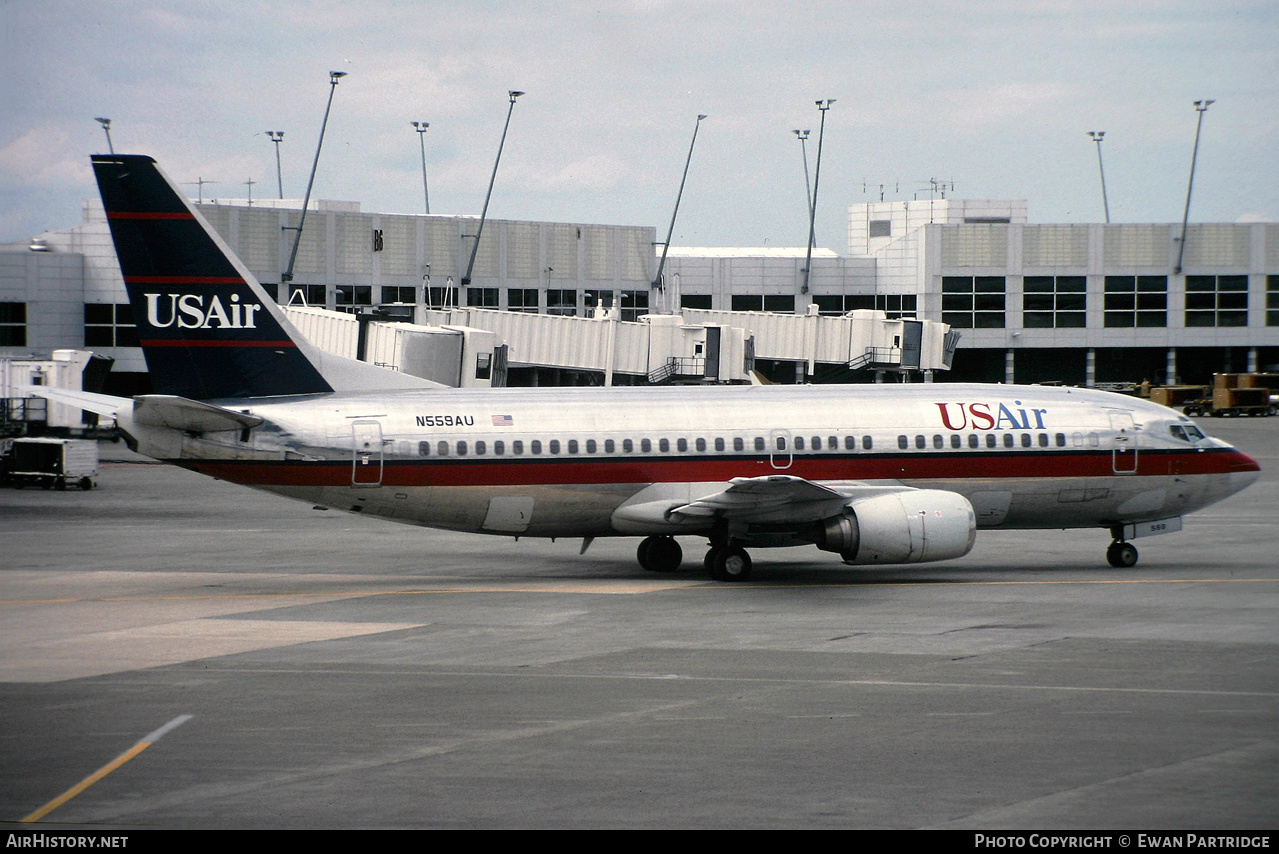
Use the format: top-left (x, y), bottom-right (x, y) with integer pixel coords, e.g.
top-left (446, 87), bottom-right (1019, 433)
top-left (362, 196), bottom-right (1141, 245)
top-left (2, 190), bottom-right (1277, 392)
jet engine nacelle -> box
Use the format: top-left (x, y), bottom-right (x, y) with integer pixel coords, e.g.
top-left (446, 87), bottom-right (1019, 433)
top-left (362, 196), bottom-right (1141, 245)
top-left (815, 489), bottom-right (976, 565)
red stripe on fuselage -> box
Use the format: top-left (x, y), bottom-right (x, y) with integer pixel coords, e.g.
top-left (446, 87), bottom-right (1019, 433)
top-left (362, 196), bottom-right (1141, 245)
top-left (125, 276), bottom-right (244, 285)
top-left (180, 447), bottom-right (1257, 489)
top-left (107, 211), bottom-right (196, 220)
top-left (139, 339), bottom-right (298, 348)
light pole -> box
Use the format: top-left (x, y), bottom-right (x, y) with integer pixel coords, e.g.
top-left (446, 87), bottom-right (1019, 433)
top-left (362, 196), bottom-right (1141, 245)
top-left (793, 129), bottom-right (813, 240)
top-left (802, 99), bottom-right (834, 296)
top-left (1087, 131), bottom-right (1110, 224)
top-left (1175, 99), bottom-right (1214, 275)
top-left (283, 71), bottom-right (347, 285)
top-left (94, 118), bottom-right (114, 154)
top-left (653, 114), bottom-right (707, 292)
top-left (411, 121), bottom-right (431, 214)
top-left (266, 131), bottom-right (285, 199)
top-left (463, 90), bottom-right (523, 286)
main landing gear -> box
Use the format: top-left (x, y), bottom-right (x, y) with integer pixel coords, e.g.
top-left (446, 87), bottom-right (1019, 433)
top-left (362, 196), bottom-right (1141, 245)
top-left (636, 535), bottom-right (754, 582)
top-left (1106, 540), bottom-right (1138, 568)
top-left (637, 535), bottom-right (683, 573)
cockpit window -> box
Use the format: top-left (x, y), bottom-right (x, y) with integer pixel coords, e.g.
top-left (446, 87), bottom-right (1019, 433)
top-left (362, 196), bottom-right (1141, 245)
top-left (1170, 424), bottom-right (1205, 442)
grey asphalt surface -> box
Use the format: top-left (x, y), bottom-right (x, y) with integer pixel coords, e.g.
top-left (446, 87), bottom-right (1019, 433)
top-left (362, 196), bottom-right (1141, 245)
top-left (1, 417), bottom-right (1275, 829)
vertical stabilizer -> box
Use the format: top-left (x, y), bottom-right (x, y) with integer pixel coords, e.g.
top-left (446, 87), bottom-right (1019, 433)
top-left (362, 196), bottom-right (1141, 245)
top-left (91, 155), bottom-right (432, 400)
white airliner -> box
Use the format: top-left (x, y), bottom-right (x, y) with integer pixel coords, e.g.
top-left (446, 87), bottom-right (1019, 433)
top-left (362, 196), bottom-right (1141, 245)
top-left (35, 155), bottom-right (1261, 581)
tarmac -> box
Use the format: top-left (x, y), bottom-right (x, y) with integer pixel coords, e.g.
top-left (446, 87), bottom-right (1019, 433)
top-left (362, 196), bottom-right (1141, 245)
top-left (1, 417), bottom-right (1276, 829)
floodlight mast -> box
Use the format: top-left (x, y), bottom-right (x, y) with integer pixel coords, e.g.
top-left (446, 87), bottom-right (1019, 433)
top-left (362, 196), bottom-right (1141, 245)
top-left (1087, 131), bottom-right (1110, 224)
top-left (283, 71), bottom-right (347, 285)
top-left (266, 131), bottom-right (285, 199)
top-left (652, 114), bottom-right (707, 292)
top-left (801, 99), bottom-right (834, 297)
top-left (463, 91), bottom-right (523, 286)
top-left (412, 121), bottom-right (430, 215)
top-left (1175, 99), bottom-right (1214, 275)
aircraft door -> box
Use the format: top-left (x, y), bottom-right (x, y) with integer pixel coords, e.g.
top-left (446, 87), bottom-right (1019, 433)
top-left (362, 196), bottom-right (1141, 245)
top-left (1109, 411), bottom-right (1138, 474)
top-left (769, 429), bottom-right (793, 470)
top-left (352, 419), bottom-right (384, 486)
top-left (901, 321), bottom-right (923, 369)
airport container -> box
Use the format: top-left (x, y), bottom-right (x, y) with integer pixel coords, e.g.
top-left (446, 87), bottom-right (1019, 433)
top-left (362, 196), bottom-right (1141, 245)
top-left (5, 438), bottom-right (98, 490)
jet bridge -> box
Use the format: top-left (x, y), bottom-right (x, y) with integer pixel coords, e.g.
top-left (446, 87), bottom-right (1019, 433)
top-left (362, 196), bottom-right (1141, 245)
top-left (282, 305), bottom-right (953, 388)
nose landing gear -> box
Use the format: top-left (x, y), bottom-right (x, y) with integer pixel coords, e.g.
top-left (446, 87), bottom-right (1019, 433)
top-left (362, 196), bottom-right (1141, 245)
top-left (1106, 540), bottom-right (1138, 568)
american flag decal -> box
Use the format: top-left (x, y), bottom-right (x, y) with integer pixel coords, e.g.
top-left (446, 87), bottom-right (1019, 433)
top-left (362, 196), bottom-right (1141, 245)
top-left (492, 414), bottom-right (514, 427)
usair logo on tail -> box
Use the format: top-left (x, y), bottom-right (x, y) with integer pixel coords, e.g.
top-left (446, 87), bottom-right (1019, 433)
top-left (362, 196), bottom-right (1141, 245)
top-left (144, 293), bottom-right (263, 330)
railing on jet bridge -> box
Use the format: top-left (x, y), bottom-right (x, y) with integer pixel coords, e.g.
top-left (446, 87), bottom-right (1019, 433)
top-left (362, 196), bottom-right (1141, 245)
top-left (647, 356), bottom-right (706, 384)
top-left (847, 346), bottom-right (902, 371)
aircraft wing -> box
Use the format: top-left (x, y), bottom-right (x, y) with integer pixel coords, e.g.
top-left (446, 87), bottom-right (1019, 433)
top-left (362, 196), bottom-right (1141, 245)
top-left (669, 475), bottom-right (854, 526)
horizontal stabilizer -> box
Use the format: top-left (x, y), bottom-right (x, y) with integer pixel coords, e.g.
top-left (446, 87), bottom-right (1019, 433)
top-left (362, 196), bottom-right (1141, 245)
top-left (133, 395), bottom-right (264, 433)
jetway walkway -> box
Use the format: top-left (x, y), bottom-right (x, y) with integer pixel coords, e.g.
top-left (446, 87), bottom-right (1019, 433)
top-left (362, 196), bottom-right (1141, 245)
top-left (283, 305), bottom-right (954, 388)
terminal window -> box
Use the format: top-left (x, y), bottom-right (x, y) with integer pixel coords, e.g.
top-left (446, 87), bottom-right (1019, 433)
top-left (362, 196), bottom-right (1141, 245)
top-left (836, 294), bottom-right (918, 318)
top-left (466, 287), bottom-right (499, 308)
top-left (335, 285), bottom-right (373, 313)
top-left (547, 289), bottom-right (577, 316)
top-left (942, 276), bottom-right (1005, 328)
top-left (1266, 276), bottom-right (1279, 326)
top-left (1186, 275), bottom-right (1248, 327)
top-left (1104, 276), bottom-right (1167, 328)
top-left (508, 288), bottom-right (539, 313)
top-left (1, 302), bottom-right (27, 346)
top-left (83, 303), bottom-right (138, 348)
top-left (381, 286), bottom-right (417, 304)
top-left (1023, 276), bottom-right (1086, 328)
top-left (681, 294), bottom-right (712, 310)
top-left (288, 284), bottom-right (327, 308)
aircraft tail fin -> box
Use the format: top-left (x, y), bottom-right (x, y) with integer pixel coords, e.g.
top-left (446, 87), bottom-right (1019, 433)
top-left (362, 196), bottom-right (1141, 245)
top-left (91, 154), bottom-right (433, 400)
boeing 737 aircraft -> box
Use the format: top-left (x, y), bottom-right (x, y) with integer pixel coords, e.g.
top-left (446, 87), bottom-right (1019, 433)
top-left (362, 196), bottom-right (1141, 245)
top-left (34, 154), bottom-right (1261, 581)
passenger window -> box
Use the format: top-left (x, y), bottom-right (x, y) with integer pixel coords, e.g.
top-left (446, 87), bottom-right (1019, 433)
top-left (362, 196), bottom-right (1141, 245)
top-left (898, 435), bottom-right (909, 450)
top-left (862, 436), bottom-right (873, 450)
top-left (696, 438), bottom-right (707, 452)
top-left (530, 440), bottom-right (542, 454)
top-left (1088, 432), bottom-right (1100, 447)
top-left (755, 437), bottom-right (766, 451)
top-left (641, 438), bottom-right (652, 453)
top-left (494, 441), bottom-right (505, 455)
top-left (659, 438), bottom-right (670, 452)
top-left (475, 441), bottom-right (486, 455)
top-left (623, 439), bottom-right (633, 453)
top-left (986, 434), bottom-right (997, 449)
top-left (512, 440), bottom-right (524, 455)
top-left (586, 439), bottom-right (597, 453)
top-left (1055, 433), bottom-right (1066, 447)
top-left (915, 435), bottom-right (926, 450)
top-left (677, 438), bottom-right (688, 452)
top-left (967, 434), bottom-right (978, 449)
top-left (418, 441), bottom-right (430, 457)
top-left (549, 440), bottom-right (561, 454)
top-left (604, 439), bottom-right (615, 453)
top-left (933, 434), bottom-right (943, 449)
top-left (1038, 434), bottom-right (1048, 448)
top-left (1020, 434), bottom-right (1031, 448)
top-left (733, 437), bottom-right (744, 452)
top-left (567, 439), bottom-right (578, 454)
top-left (456, 441), bottom-right (468, 456)
top-left (437, 441), bottom-right (449, 456)
top-left (714, 437), bottom-right (724, 452)
top-left (828, 436), bottom-right (837, 450)
top-left (1003, 434), bottom-right (1014, 448)
top-left (776, 436), bottom-right (787, 451)
top-left (951, 435), bottom-right (962, 449)
top-left (794, 436), bottom-right (805, 451)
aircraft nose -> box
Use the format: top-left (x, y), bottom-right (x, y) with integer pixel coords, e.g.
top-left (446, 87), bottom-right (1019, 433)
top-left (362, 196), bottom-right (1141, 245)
top-left (1224, 447), bottom-right (1261, 495)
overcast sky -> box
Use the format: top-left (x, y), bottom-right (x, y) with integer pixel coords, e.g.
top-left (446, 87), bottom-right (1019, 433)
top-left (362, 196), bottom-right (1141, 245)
top-left (2, 0), bottom-right (1276, 252)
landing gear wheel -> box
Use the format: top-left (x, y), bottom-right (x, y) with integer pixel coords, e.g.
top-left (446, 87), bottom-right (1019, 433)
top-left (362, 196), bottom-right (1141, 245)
top-left (638, 536), bottom-right (683, 573)
top-left (709, 545), bottom-right (752, 582)
top-left (1106, 541), bottom-right (1138, 568)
